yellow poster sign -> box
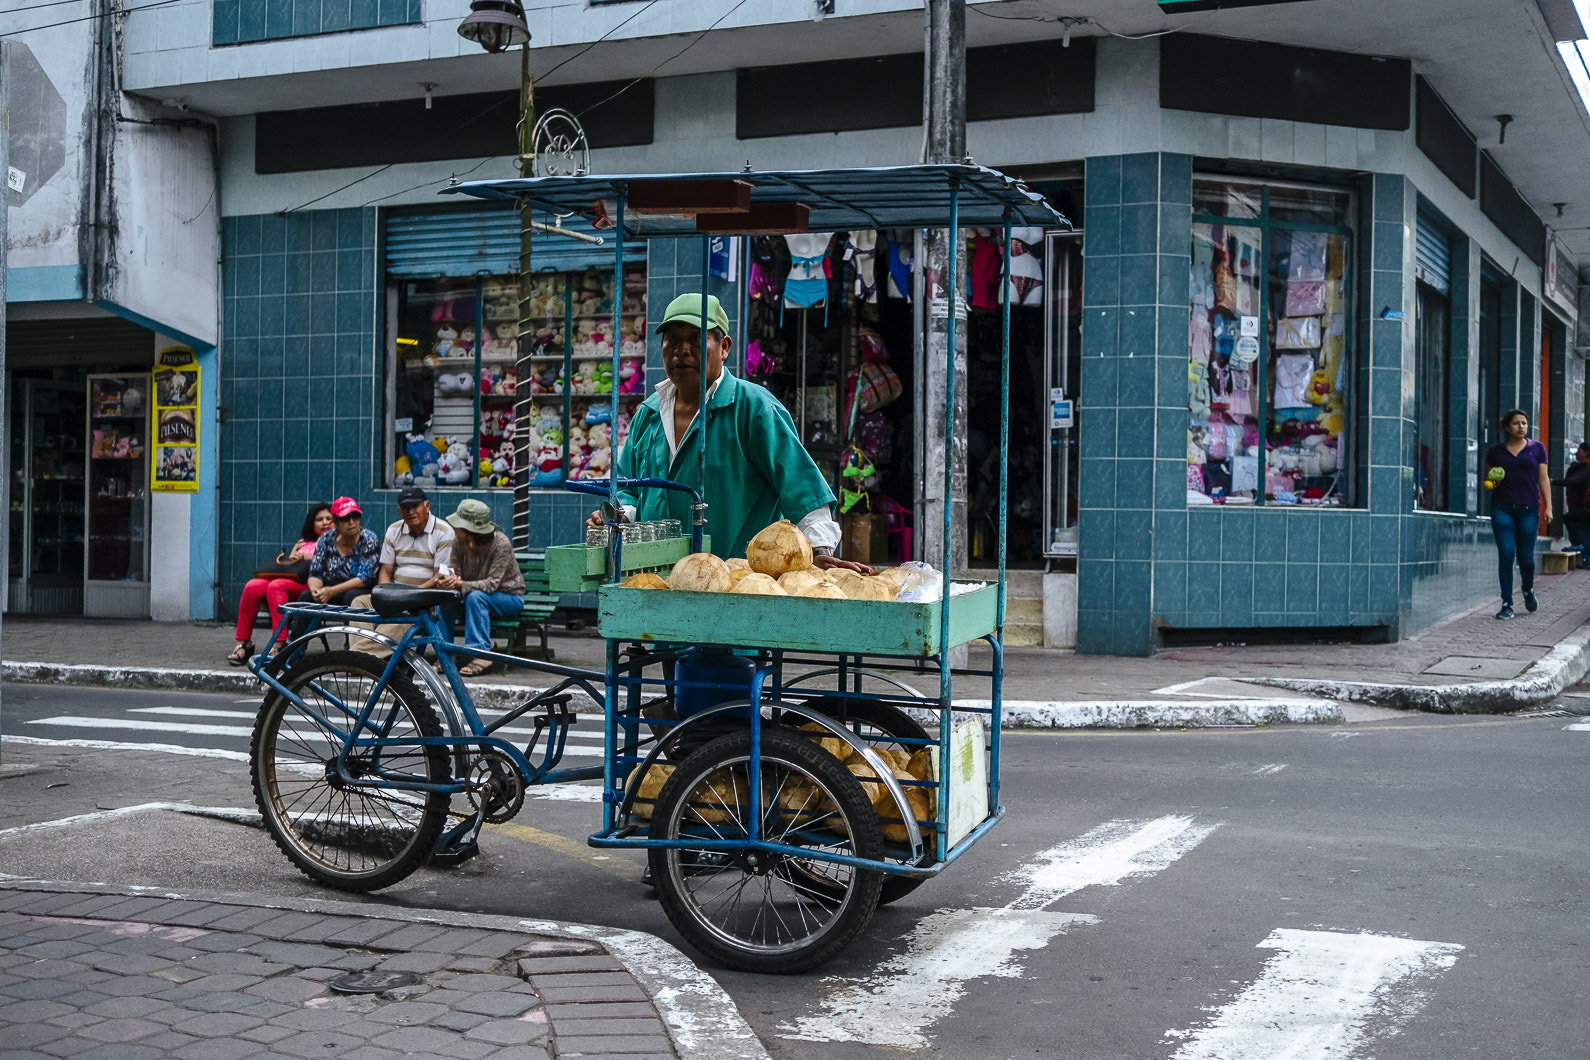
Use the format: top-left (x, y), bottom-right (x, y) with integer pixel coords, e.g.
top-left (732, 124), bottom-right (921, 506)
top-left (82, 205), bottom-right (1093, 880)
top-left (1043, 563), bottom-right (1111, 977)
top-left (151, 346), bottom-right (200, 493)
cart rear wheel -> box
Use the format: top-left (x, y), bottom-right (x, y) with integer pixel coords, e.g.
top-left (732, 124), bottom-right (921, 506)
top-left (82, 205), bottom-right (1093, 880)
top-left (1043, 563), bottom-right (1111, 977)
top-left (648, 728), bottom-right (883, 974)
top-left (801, 697), bottom-right (932, 906)
top-left (251, 651), bottom-right (450, 892)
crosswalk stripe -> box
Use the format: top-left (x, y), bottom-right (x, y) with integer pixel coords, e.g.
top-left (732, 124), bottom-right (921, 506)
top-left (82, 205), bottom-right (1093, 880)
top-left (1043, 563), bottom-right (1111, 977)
top-left (1165, 929), bottom-right (1463, 1060)
top-left (123, 705), bottom-right (609, 743)
top-left (779, 815), bottom-right (1218, 1048)
top-left (22, 715), bottom-right (607, 756)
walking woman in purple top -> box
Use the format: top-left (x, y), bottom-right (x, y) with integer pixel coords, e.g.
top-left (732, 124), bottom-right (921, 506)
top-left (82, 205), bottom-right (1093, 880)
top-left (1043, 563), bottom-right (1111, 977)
top-left (1484, 409), bottom-right (1553, 619)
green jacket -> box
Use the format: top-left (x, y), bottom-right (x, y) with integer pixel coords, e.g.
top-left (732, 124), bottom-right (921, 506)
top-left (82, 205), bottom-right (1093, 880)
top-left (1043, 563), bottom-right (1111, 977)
top-left (615, 371), bottom-right (836, 559)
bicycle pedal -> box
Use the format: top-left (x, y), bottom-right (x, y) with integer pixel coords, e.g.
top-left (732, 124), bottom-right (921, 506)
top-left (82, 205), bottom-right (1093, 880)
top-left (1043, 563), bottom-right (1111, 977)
top-left (429, 839), bottom-right (480, 868)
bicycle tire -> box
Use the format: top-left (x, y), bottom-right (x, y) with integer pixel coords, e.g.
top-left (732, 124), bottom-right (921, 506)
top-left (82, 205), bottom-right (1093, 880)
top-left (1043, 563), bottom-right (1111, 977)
top-left (799, 697), bottom-right (932, 906)
top-left (649, 727), bottom-right (883, 974)
top-left (251, 650), bottom-right (451, 892)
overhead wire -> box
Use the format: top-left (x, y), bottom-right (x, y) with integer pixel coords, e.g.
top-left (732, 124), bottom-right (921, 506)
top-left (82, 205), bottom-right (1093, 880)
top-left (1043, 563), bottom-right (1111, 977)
top-left (576, 0), bottom-right (755, 121)
top-left (0, 0), bottom-right (185, 36)
top-left (968, 4), bottom-right (1212, 40)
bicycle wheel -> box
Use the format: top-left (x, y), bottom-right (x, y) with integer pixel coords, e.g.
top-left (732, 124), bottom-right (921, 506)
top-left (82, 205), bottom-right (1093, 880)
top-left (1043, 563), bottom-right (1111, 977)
top-left (251, 650), bottom-right (451, 892)
top-left (799, 697), bottom-right (932, 906)
top-left (649, 727), bottom-right (883, 974)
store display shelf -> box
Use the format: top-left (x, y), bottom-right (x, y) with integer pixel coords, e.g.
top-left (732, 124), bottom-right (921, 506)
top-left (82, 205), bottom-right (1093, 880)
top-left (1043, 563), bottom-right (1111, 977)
top-left (529, 353), bottom-right (642, 362)
top-left (91, 413), bottom-right (143, 421)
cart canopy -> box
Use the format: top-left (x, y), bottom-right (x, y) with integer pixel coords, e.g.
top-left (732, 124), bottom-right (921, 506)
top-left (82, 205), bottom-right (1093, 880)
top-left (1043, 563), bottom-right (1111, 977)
top-left (442, 164), bottom-right (1068, 234)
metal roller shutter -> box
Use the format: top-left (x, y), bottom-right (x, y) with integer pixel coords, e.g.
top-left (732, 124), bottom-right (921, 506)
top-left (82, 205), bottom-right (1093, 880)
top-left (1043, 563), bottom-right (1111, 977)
top-left (384, 207), bottom-right (639, 278)
top-left (1415, 210), bottom-right (1451, 296)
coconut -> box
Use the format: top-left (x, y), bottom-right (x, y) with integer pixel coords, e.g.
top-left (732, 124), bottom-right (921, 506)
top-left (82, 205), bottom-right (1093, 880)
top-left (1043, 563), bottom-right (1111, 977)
top-left (746, 519), bottom-right (814, 577)
top-left (726, 557), bottom-right (751, 572)
top-left (777, 569), bottom-right (829, 596)
top-left (728, 567), bottom-right (759, 587)
top-left (730, 572), bottom-right (787, 595)
top-left (667, 552), bottom-right (732, 593)
top-left (828, 569), bottom-right (895, 601)
top-left (797, 581), bottom-right (847, 600)
top-left (625, 763), bottom-right (674, 823)
top-left (621, 571), bottom-right (669, 590)
top-left (848, 749), bottom-right (935, 843)
top-left (873, 567), bottom-right (910, 593)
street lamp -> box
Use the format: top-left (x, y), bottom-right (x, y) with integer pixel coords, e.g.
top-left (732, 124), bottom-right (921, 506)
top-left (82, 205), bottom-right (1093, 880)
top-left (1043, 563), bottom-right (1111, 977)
top-left (458, 0), bottom-right (530, 53)
top-left (458, 1), bottom-right (535, 541)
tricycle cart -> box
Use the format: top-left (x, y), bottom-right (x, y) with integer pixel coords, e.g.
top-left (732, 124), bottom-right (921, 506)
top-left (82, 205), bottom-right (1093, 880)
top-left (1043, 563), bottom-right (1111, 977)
top-left (247, 165), bottom-right (1065, 973)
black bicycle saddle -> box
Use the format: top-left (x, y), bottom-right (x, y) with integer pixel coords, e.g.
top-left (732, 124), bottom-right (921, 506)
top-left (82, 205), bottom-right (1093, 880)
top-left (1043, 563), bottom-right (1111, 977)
top-left (370, 584), bottom-right (459, 617)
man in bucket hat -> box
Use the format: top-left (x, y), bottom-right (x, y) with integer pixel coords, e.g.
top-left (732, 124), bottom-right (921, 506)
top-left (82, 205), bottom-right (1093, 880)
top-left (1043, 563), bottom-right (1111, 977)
top-left (585, 292), bottom-right (868, 571)
top-left (438, 499), bottom-right (524, 676)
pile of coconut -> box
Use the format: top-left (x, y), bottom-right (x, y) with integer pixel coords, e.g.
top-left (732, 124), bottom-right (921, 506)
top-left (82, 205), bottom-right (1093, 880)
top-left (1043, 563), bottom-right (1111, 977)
top-left (620, 519), bottom-right (909, 601)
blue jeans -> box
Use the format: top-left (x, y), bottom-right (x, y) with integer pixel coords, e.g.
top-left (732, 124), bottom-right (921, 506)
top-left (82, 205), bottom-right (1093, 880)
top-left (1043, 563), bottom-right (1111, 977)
top-left (1491, 502), bottom-right (1539, 603)
top-left (445, 591), bottom-right (524, 653)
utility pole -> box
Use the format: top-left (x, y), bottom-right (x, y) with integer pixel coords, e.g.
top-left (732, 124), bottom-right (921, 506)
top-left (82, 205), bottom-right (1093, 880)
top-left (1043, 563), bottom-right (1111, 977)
top-left (922, 0), bottom-right (967, 584)
top-left (0, 39), bottom-right (10, 763)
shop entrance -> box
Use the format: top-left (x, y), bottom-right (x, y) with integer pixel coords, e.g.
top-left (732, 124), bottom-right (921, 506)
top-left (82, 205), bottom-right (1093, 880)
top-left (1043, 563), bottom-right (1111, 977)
top-left (8, 373), bottom-right (88, 614)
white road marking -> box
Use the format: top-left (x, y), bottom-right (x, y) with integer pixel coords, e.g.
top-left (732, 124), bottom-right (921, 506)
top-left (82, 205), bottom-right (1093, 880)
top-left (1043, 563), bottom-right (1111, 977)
top-left (0, 802), bottom-right (264, 836)
top-left (131, 707), bottom-right (257, 719)
top-left (1251, 763), bottom-right (1288, 775)
top-left (1563, 720), bottom-right (1590, 730)
top-left (1165, 929), bottom-right (1462, 1060)
top-left (780, 815), bottom-right (1218, 1048)
top-left (22, 715), bottom-right (605, 756)
top-left (1330, 731), bottom-right (1361, 739)
top-left (1150, 677), bottom-right (1265, 700)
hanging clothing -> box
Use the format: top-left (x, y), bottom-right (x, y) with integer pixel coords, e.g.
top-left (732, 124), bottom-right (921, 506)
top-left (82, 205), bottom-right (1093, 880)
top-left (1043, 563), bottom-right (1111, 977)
top-left (1007, 226), bottom-right (1044, 306)
top-left (748, 235), bottom-right (790, 304)
top-left (847, 230), bottom-right (879, 303)
top-left (783, 233), bottom-right (832, 325)
top-left (1273, 352), bottom-right (1315, 410)
top-left (970, 232), bottom-right (1003, 310)
top-left (886, 232), bottom-right (914, 300)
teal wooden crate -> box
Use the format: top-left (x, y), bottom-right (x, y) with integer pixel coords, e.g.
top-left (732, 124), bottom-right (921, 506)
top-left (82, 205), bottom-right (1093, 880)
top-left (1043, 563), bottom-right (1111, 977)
top-left (597, 582), bottom-right (998, 657)
top-left (546, 535), bottom-right (710, 593)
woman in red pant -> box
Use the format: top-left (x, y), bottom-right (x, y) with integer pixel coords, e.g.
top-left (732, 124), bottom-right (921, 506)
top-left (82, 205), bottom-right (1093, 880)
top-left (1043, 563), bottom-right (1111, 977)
top-left (229, 502), bottom-right (332, 664)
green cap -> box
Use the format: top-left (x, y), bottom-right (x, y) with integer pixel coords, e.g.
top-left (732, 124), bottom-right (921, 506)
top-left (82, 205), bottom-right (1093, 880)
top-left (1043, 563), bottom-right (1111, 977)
top-left (446, 498), bottom-right (496, 536)
top-left (655, 293), bottom-right (731, 337)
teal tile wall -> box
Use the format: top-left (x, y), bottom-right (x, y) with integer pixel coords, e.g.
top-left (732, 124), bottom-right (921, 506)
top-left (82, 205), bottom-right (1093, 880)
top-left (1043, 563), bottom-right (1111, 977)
top-left (220, 208), bottom-right (591, 615)
top-left (213, 0), bottom-right (420, 45)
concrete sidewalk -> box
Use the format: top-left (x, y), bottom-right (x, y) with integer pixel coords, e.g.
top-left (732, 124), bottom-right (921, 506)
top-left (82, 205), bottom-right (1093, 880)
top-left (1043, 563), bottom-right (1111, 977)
top-left (5, 566), bottom-right (1590, 721)
top-left (0, 877), bottom-right (766, 1060)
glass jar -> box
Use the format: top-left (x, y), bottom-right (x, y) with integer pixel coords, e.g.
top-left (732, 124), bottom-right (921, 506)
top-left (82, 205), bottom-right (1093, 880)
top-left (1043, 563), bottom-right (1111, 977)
top-left (586, 526), bottom-right (609, 547)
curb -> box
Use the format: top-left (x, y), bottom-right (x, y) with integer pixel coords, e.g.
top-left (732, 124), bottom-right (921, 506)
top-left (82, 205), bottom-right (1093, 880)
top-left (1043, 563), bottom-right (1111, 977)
top-left (2, 660), bottom-right (1346, 729)
top-left (1254, 622), bottom-right (1590, 713)
top-left (990, 698), bottom-right (1343, 728)
top-left (0, 874), bottom-right (769, 1060)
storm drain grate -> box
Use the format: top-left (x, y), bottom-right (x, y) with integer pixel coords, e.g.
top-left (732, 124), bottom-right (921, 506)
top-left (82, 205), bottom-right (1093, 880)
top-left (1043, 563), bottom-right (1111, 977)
top-left (1514, 708), bottom-right (1578, 719)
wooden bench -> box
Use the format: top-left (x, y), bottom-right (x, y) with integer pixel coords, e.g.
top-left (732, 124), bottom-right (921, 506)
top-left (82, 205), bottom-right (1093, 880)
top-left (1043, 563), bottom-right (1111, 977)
top-left (490, 550), bottom-right (560, 660)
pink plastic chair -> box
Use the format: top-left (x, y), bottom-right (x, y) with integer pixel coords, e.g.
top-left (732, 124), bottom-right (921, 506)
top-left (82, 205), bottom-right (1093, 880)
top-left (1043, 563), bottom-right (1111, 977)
top-left (872, 494), bottom-right (913, 564)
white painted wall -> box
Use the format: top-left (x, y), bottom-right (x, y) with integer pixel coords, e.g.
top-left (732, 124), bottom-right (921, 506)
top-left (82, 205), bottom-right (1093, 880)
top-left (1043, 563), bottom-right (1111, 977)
top-left (148, 331), bottom-right (192, 622)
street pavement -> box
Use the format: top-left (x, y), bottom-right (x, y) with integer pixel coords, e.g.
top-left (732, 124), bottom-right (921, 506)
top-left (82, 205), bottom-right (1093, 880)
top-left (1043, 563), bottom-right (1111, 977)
top-left (4, 683), bottom-right (1590, 1059)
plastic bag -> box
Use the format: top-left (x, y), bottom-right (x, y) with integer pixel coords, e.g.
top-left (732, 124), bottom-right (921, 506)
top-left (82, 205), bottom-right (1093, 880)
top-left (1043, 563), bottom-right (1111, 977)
top-left (894, 561), bottom-right (944, 603)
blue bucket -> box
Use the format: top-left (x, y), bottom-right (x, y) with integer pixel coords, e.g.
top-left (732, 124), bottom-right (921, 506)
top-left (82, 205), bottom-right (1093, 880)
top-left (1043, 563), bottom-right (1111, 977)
top-left (674, 648), bottom-right (756, 720)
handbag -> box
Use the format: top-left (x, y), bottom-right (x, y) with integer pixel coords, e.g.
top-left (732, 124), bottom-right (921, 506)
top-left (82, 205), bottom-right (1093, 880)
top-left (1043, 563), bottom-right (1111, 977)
top-left (253, 549), bottom-right (310, 581)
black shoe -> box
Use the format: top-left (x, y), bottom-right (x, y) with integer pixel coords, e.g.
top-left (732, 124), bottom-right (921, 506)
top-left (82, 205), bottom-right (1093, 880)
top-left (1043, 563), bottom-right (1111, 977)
top-left (1523, 590), bottom-right (1538, 613)
top-left (1496, 603), bottom-right (1515, 620)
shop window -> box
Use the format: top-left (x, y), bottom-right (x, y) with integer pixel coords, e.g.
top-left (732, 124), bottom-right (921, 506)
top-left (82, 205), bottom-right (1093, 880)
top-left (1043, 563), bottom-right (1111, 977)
top-left (386, 266), bottom-right (647, 490)
top-left (1188, 178), bottom-right (1354, 507)
top-left (1414, 282), bottom-right (1451, 510)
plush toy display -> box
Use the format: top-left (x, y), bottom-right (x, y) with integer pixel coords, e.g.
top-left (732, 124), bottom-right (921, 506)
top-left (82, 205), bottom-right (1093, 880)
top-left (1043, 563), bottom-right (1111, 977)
top-left (531, 442), bottom-right (564, 487)
top-left (394, 454), bottom-right (413, 486)
top-left (1305, 369), bottom-right (1331, 405)
top-left (618, 356), bottom-right (644, 394)
top-left (436, 370), bottom-right (473, 396)
top-left (438, 441), bottom-right (473, 485)
top-left (496, 367), bottom-right (516, 396)
top-left (453, 327), bottom-right (475, 359)
top-left (491, 443), bottom-right (514, 487)
top-left (480, 365), bottom-right (503, 395)
top-left (433, 325), bottom-right (458, 358)
top-left (584, 402), bottom-right (612, 427)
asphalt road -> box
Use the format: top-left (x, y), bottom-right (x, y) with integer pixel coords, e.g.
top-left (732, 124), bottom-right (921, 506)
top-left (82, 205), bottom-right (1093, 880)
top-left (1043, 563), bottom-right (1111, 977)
top-left (2, 682), bottom-right (1587, 1059)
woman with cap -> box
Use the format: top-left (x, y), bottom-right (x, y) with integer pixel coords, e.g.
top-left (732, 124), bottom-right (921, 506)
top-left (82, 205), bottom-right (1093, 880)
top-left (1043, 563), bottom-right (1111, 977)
top-left (228, 501), bottom-right (332, 665)
top-left (437, 499), bottom-right (524, 676)
top-left (301, 496), bottom-right (382, 608)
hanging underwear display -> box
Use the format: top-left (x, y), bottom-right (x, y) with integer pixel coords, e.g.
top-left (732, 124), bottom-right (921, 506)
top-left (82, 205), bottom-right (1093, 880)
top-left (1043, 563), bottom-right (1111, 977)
top-left (970, 231), bottom-right (1003, 310)
top-left (886, 232), bottom-right (914, 300)
top-left (1007, 226), bottom-right (1044, 306)
top-left (846, 230), bottom-right (879, 303)
top-left (783, 233), bottom-right (833, 325)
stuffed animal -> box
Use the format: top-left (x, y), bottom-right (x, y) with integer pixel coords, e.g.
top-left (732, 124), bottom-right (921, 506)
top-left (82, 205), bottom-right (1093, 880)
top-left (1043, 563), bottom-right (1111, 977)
top-left (1305, 369), bottom-right (1330, 405)
top-left (405, 432), bottom-right (435, 476)
top-left (433, 325), bottom-right (458, 358)
top-left (453, 327), bottom-right (476, 359)
top-left (592, 362), bottom-right (614, 394)
top-left (438, 441), bottom-right (473, 485)
top-left (618, 356), bottom-right (644, 395)
top-left (1320, 389), bottom-right (1346, 436)
top-left (583, 445), bottom-right (611, 480)
top-left (437, 371), bottom-right (473, 396)
top-left (394, 454), bottom-right (413, 486)
top-left (496, 367), bottom-right (516, 396)
top-left (480, 365), bottom-right (503, 395)
top-left (531, 442), bottom-right (564, 487)
top-left (615, 409), bottom-right (631, 446)
top-left (585, 402), bottom-right (613, 427)
top-left (478, 457), bottom-right (494, 482)
top-left (492, 443), bottom-right (514, 487)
